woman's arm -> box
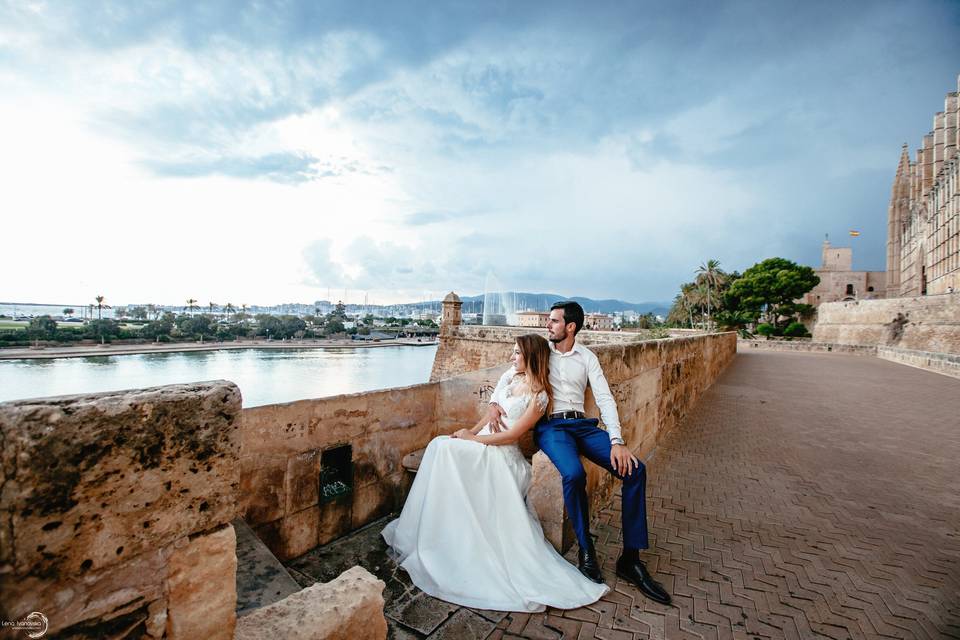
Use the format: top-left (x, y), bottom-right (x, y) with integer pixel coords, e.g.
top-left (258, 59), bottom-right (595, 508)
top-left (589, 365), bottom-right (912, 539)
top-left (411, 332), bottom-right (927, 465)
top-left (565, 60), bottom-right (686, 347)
top-left (465, 394), bottom-right (545, 446)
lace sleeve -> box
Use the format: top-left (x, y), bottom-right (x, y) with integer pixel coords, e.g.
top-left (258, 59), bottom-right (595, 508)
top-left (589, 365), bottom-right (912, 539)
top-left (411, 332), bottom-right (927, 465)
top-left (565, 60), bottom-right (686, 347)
top-left (534, 390), bottom-right (549, 412)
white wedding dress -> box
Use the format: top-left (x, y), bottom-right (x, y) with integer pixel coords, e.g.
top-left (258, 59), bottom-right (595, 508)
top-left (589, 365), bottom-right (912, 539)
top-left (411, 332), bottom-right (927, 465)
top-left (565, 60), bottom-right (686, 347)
top-left (381, 370), bottom-right (609, 612)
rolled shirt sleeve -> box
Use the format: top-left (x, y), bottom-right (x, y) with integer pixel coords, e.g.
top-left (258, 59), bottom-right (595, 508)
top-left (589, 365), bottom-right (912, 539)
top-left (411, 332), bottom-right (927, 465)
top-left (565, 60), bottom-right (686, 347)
top-left (585, 351), bottom-right (624, 444)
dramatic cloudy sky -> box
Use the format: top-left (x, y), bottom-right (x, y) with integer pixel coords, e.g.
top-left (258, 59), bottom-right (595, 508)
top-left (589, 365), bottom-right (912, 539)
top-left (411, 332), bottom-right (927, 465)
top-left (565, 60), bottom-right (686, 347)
top-left (2, 1), bottom-right (959, 306)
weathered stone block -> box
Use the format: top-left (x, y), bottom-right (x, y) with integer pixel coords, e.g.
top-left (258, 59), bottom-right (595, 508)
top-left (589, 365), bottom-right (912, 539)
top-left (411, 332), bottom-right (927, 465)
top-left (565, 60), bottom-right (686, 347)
top-left (166, 524), bottom-right (237, 640)
top-left (241, 454), bottom-right (286, 525)
top-left (0, 543), bottom-right (168, 635)
top-left (285, 449), bottom-right (320, 514)
top-left (278, 505), bottom-right (319, 561)
top-left (235, 565), bottom-right (386, 640)
top-left (0, 381), bottom-right (241, 580)
top-left (351, 481), bottom-right (391, 529)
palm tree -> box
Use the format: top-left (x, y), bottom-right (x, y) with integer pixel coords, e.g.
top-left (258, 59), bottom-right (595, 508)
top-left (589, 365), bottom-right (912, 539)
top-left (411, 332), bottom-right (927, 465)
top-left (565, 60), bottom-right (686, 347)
top-left (185, 298), bottom-right (199, 315)
top-left (208, 301), bottom-right (218, 316)
top-left (94, 295), bottom-right (111, 320)
top-left (223, 303), bottom-right (236, 317)
top-left (695, 259), bottom-right (725, 330)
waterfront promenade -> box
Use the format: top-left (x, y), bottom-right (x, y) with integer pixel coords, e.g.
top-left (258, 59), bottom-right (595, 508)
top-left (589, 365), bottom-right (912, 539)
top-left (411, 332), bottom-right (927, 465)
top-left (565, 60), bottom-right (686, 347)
top-left (0, 337), bottom-right (437, 360)
top-left (291, 349), bottom-right (960, 639)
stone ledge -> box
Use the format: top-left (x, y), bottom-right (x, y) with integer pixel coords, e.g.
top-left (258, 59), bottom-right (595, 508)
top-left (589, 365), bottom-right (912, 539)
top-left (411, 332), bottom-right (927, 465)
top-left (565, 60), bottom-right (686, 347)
top-left (234, 565), bottom-right (387, 640)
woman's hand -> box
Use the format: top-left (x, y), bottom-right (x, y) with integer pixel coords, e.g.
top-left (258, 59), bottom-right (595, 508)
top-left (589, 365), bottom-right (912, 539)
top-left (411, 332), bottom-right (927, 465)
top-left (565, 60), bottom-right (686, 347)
top-left (452, 428), bottom-right (477, 441)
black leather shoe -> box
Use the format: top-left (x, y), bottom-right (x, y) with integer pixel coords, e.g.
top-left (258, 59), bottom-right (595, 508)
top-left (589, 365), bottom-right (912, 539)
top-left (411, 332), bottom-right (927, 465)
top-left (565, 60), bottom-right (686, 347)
top-left (577, 544), bottom-right (604, 584)
top-left (616, 556), bottom-right (671, 605)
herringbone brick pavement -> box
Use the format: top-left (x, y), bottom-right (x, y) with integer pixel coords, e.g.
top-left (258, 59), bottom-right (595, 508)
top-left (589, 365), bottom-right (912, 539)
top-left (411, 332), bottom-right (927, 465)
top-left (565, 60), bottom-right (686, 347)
top-left (289, 350), bottom-right (960, 639)
top-left (488, 351), bottom-right (959, 640)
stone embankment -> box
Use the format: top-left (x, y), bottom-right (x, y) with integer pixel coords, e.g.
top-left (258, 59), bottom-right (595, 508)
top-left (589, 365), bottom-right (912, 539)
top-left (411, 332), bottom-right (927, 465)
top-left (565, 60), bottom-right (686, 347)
top-left (0, 338), bottom-right (436, 360)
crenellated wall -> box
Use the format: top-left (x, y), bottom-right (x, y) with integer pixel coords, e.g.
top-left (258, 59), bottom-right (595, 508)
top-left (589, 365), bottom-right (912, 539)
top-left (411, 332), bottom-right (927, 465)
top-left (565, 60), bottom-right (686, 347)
top-left (0, 382), bottom-right (243, 639)
top-left (812, 292), bottom-right (960, 355)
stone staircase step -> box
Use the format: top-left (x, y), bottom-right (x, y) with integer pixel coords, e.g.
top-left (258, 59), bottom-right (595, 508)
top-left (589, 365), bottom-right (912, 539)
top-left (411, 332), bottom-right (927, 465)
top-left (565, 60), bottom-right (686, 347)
top-left (234, 518), bottom-right (301, 616)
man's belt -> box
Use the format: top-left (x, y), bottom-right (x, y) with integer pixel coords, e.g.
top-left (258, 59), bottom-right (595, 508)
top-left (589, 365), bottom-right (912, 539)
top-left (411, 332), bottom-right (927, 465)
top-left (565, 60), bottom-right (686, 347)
top-left (547, 410), bottom-right (586, 421)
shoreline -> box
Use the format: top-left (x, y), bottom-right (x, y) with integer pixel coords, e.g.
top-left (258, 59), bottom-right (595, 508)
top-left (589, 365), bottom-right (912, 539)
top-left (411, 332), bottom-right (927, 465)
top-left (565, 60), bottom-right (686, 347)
top-left (0, 338), bottom-right (438, 361)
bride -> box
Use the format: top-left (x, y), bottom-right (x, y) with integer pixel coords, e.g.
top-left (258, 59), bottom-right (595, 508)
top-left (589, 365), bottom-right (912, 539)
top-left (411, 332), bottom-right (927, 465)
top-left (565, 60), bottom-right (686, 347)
top-left (381, 334), bottom-right (609, 612)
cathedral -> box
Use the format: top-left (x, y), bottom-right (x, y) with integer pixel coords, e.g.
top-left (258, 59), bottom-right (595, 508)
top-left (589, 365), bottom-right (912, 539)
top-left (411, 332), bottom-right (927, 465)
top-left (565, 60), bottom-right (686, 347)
top-left (886, 75), bottom-right (960, 297)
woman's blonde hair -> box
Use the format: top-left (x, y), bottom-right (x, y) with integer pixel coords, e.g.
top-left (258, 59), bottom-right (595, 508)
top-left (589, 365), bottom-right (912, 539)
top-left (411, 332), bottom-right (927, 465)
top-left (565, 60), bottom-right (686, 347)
top-left (516, 333), bottom-right (552, 413)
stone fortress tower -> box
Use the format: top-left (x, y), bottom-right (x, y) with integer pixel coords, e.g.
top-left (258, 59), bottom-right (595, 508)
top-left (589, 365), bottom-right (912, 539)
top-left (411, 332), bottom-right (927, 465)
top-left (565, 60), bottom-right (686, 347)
top-left (802, 237), bottom-right (886, 307)
top-left (886, 74), bottom-right (960, 297)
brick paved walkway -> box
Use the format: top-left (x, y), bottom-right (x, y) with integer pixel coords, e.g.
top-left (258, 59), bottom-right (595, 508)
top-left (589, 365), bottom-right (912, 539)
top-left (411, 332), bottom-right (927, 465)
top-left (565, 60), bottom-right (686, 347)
top-left (288, 350), bottom-right (960, 639)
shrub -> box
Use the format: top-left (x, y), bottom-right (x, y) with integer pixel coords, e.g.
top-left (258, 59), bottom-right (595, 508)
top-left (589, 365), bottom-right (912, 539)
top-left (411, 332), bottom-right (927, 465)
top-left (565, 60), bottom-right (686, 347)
top-left (783, 322), bottom-right (810, 338)
top-left (755, 323), bottom-right (776, 337)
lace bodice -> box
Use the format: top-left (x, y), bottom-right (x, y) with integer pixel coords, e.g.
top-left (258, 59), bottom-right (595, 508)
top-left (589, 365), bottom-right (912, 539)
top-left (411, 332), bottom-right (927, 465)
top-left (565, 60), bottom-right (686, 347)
top-left (491, 372), bottom-right (549, 429)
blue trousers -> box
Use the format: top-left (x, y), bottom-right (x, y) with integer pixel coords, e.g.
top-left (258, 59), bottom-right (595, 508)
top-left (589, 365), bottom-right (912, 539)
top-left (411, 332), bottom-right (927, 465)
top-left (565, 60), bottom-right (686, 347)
top-left (534, 418), bottom-right (649, 551)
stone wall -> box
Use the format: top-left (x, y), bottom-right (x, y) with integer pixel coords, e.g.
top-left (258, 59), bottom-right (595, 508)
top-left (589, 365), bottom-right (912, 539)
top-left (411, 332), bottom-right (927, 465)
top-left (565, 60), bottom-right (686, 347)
top-left (877, 346), bottom-right (960, 379)
top-left (738, 339), bottom-right (877, 356)
top-left (0, 382), bottom-right (242, 639)
top-left (430, 324), bottom-right (653, 382)
top-left (812, 292), bottom-right (960, 354)
top-left (240, 331), bottom-right (737, 558)
top-left (239, 369), bottom-right (505, 561)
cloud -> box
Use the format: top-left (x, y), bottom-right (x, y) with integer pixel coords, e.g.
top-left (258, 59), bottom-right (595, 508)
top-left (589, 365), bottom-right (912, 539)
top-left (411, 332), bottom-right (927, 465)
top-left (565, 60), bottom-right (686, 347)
top-left (144, 151), bottom-right (321, 184)
top-left (2, 0), bottom-right (960, 306)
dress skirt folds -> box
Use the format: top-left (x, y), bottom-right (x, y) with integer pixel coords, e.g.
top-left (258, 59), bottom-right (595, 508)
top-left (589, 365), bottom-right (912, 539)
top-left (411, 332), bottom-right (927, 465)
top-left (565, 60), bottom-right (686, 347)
top-left (382, 374), bottom-right (608, 612)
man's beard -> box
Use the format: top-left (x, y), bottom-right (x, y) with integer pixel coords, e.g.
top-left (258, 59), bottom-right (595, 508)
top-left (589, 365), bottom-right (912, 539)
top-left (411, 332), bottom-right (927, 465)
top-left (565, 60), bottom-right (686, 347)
top-left (548, 329), bottom-right (566, 343)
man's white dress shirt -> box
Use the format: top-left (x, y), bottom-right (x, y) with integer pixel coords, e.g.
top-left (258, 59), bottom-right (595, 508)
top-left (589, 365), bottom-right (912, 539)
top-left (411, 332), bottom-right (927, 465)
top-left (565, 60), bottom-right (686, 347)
top-left (490, 342), bottom-right (624, 445)
top-left (547, 341), bottom-right (624, 445)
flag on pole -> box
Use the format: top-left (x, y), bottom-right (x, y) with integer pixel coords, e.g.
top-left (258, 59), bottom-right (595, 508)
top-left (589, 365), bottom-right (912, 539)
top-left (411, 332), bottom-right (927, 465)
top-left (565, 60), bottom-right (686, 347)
top-left (849, 230), bottom-right (860, 237)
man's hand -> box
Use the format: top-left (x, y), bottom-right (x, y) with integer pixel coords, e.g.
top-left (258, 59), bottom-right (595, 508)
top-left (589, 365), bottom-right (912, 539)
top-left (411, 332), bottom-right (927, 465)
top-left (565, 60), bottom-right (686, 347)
top-left (610, 444), bottom-right (639, 476)
top-left (485, 402), bottom-right (507, 433)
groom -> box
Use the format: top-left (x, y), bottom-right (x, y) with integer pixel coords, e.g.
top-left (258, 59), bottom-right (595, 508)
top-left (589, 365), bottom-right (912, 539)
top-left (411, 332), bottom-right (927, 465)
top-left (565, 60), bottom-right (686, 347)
top-left (488, 301), bottom-right (670, 605)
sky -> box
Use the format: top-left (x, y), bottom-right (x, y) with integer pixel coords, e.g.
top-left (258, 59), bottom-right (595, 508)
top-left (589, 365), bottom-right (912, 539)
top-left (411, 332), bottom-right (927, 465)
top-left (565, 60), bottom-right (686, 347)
top-left (1, 1), bottom-right (959, 307)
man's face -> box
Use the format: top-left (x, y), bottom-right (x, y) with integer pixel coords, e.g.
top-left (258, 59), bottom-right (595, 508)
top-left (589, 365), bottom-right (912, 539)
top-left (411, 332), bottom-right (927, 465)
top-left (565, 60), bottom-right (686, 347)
top-left (546, 309), bottom-right (569, 343)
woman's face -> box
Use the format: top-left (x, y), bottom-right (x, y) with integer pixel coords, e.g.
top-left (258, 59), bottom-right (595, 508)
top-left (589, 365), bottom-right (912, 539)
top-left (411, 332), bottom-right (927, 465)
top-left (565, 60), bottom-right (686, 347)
top-left (511, 343), bottom-right (526, 372)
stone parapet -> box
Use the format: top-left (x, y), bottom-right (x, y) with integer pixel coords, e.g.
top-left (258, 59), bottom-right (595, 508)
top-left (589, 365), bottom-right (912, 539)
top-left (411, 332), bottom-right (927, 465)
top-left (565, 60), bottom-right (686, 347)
top-left (877, 346), bottom-right (960, 379)
top-left (429, 324), bottom-right (653, 382)
top-left (0, 381), bottom-right (242, 638)
top-left (738, 339), bottom-right (877, 355)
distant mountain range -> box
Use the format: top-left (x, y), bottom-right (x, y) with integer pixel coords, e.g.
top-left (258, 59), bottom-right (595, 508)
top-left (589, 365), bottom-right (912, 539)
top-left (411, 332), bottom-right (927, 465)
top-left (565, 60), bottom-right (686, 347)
top-left (444, 292), bottom-right (671, 316)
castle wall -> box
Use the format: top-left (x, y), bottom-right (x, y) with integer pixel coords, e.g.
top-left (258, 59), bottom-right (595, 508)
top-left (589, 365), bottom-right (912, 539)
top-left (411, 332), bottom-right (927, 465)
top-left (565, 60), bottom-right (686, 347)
top-left (812, 292), bottom-right (960, 354)
top-left (0, 382), bottom-right (243, 639)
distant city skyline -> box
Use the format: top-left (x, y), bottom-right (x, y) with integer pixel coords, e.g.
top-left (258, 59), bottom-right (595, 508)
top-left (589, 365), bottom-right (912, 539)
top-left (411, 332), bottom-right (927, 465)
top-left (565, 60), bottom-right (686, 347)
top-left (2, 2), bottom-right (958, 306)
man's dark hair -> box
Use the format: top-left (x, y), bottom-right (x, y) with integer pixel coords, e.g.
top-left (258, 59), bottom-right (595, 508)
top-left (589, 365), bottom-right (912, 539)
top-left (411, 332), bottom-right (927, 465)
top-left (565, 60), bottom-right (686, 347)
top-left (550, 301), bottom-right (584, 334)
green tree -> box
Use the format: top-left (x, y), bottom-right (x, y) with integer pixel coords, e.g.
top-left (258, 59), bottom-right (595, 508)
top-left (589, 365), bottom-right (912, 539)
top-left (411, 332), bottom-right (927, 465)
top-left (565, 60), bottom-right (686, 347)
top-left (141, 313), bottom-right (175, 341)
top-left (728, 258), bottom-right (820, 327)
top-left (325, 318), bottom-right (346, 335)
top-left (185, 298), bottom-right (199, 315)
top-left (62, 308), bottom-right (74, 319)
top-left (130, 306), bottom-right (148, 320)
top-left (332, 300), bottom-right (347, 319)
top-left (85, 319), bottom-right (120, 343)
top-left (178, 314), bottom-right (214, 340)
top-left (223, 303), bottom-right (236, 317)
top-left (94, 295), bottom-right (111, 320)
top-left (27, 315), bottom-right (59, 340)
top-left (208, 301), bottom-right (218, 316)
top-left (695, 259), bottom-right (725, 328)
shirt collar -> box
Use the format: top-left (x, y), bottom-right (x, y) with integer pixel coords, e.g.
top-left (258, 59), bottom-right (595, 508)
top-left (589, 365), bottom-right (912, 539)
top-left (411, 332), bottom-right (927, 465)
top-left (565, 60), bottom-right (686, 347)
top-left (549, 340), bottom-right (583, 357)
